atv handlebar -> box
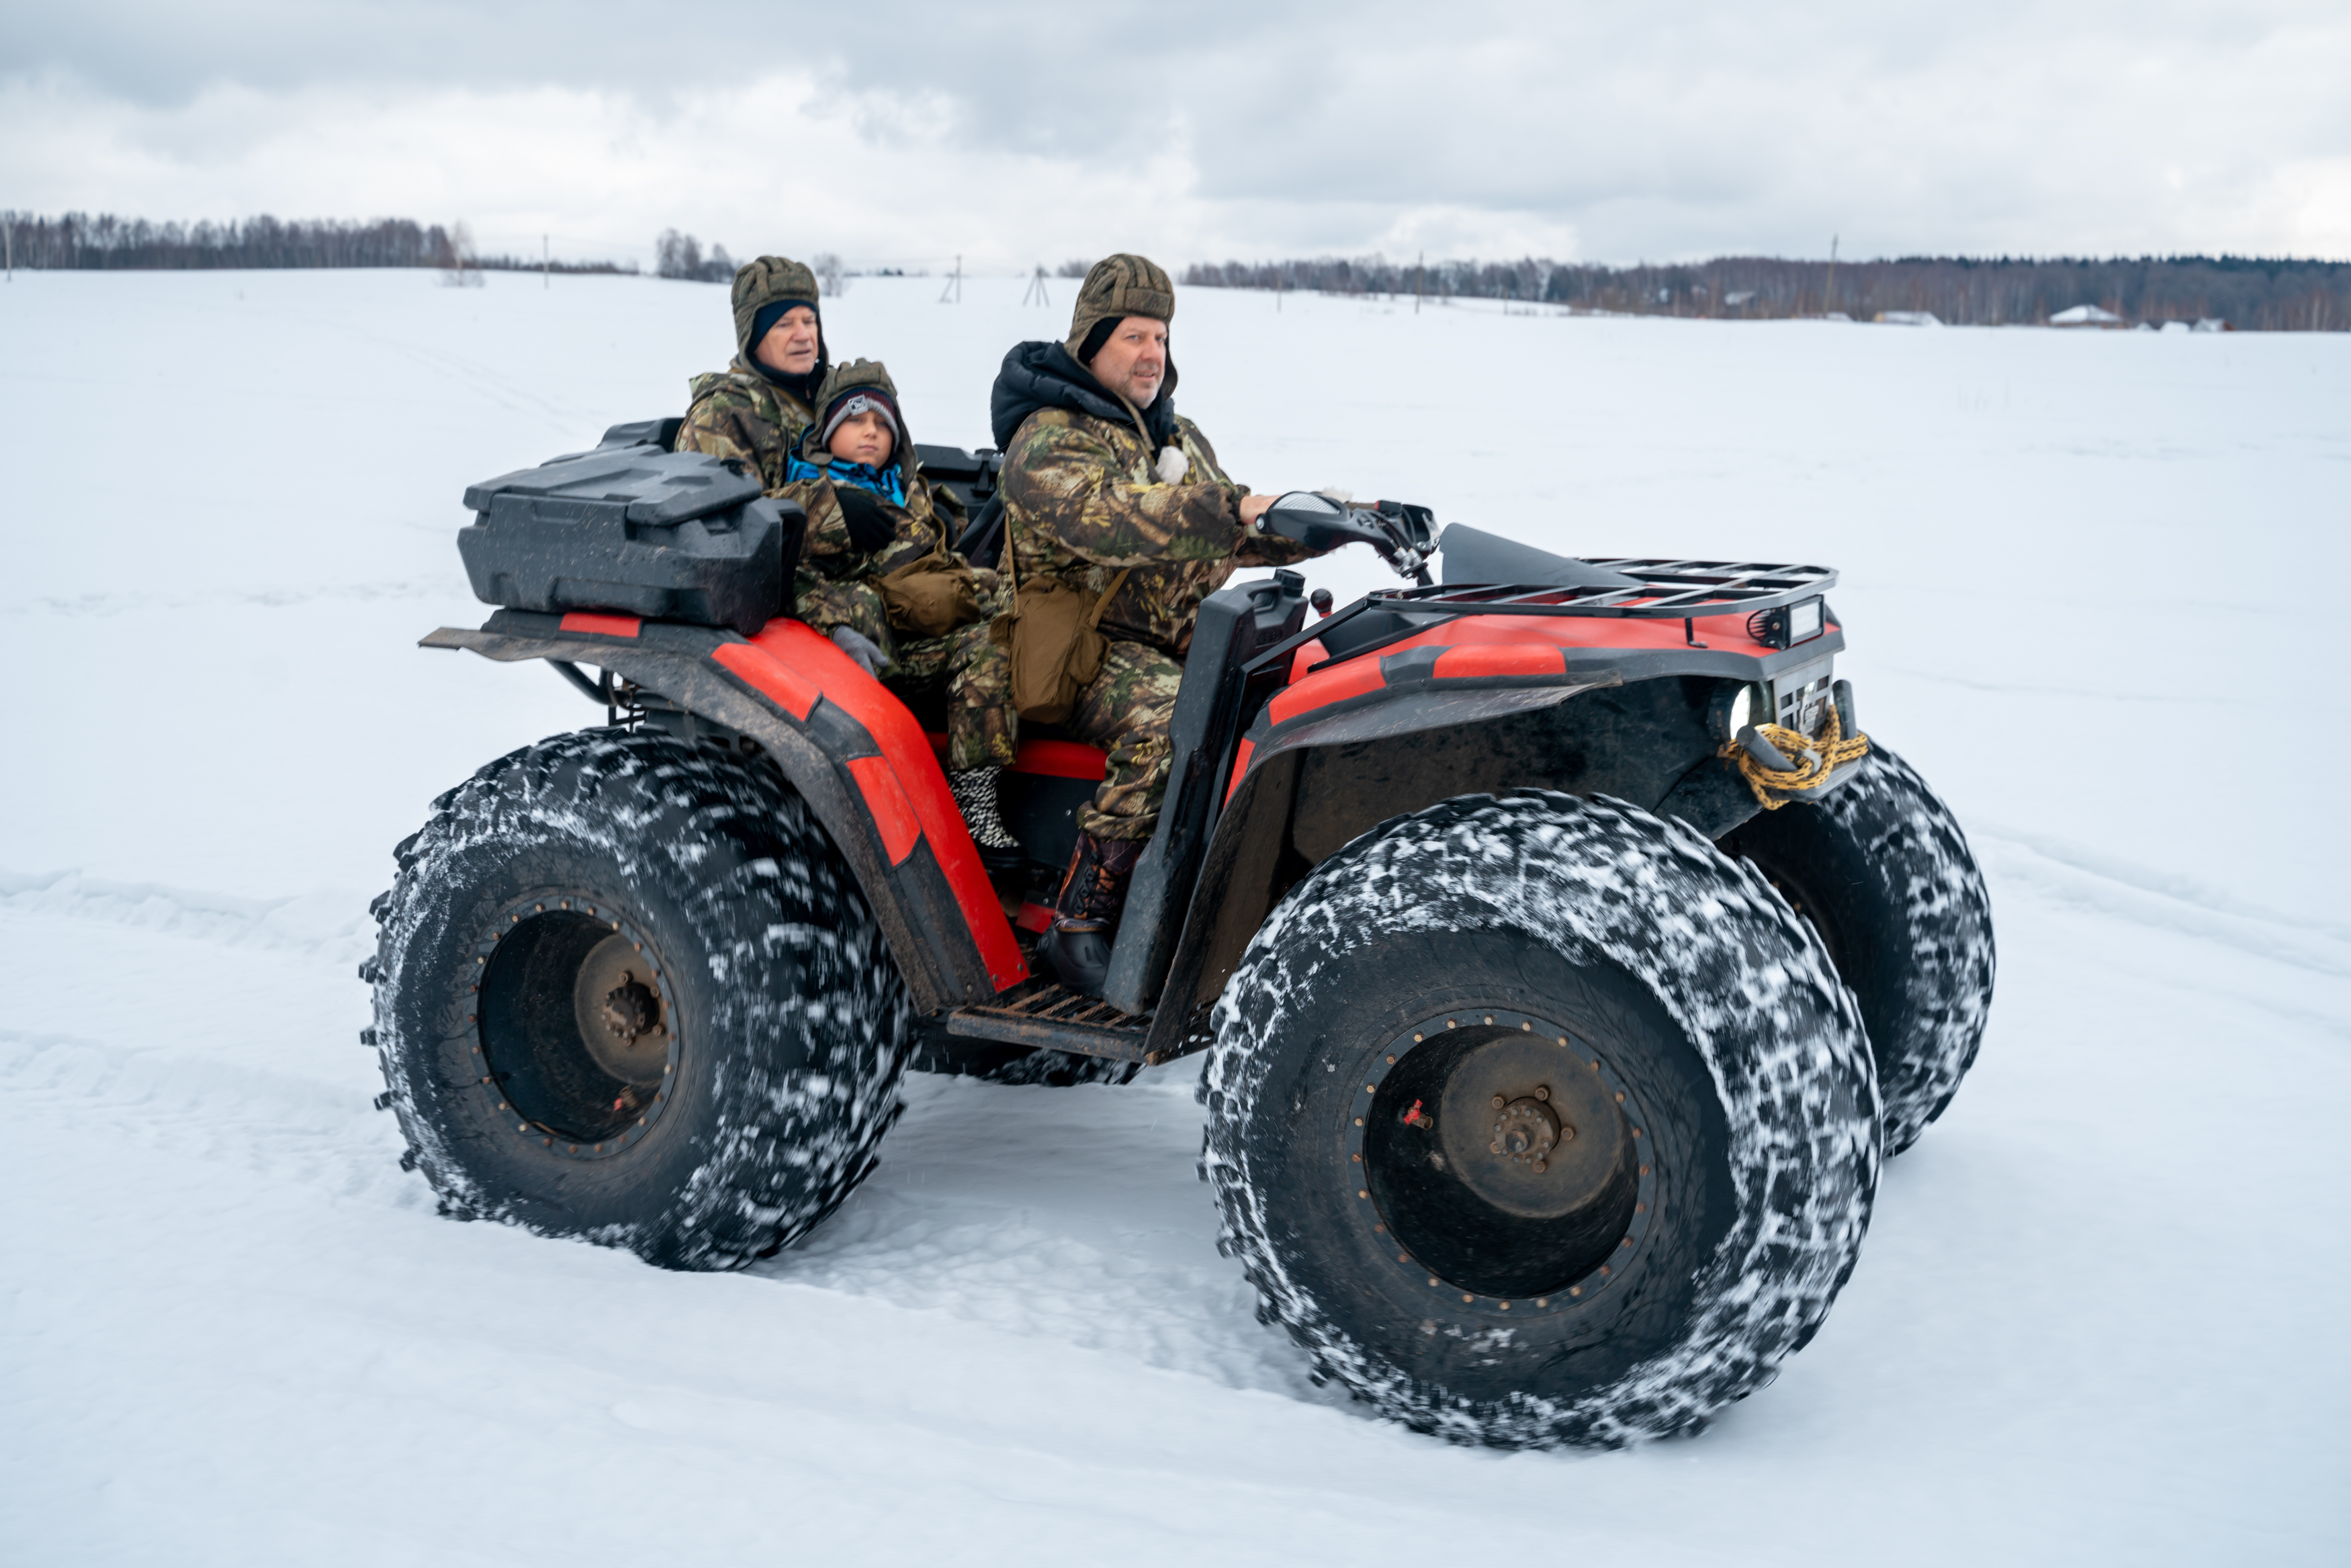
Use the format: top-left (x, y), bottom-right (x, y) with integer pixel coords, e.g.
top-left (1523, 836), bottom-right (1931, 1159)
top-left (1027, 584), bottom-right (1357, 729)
top-left (1258, 493), bottom-right (1435, 584)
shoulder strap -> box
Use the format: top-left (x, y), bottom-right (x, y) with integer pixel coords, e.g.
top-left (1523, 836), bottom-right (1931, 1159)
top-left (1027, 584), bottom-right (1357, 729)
top-left (1108, 389), bottom-right (1157, 455)
top-left (1086, 569), bottom-right (1133, 630)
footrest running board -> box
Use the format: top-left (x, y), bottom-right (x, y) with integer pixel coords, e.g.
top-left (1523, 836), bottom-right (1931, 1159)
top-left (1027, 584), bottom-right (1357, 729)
top-left (946, 980), bottom-right (1154, 1062)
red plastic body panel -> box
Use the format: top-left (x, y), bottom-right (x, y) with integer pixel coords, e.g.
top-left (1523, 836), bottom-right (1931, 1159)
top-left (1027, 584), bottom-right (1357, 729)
top-left (1012, 739), bottom-right (1110, 780)
top-left (710, 640), bottom-right (818, 721)
top-left (1268, 657), bottom-right (1387, 726)
top-left (739, 620), bottom-right (1027, 990)
top-left (1225, 738), bottom-right (1255, 805)
top-left (1431, 641), bottom-right (1568, 679)
top-left (559, 612), bottom-right (641, 638)
top-left (1347, 607), bottom-right (1801, 665)
top-left (846, 756), bottom-right (922, 864)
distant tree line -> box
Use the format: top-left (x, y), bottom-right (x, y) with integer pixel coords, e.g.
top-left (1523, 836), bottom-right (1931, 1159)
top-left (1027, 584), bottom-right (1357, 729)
top-left (654, 230), bottom-right (733, 282)
top-left (0, 212), bottom-right (632, 273)
top-left (1185, 253), bottom-right (2350, 330)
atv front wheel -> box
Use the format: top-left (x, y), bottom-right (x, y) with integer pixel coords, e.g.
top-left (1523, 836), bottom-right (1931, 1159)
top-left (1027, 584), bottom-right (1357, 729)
top-left (369, 728), bottom-right (910, 1269)
top-left (1203, 792), bottom-right (1879, 1448)
top-left (1721, 744), bottom-right (1994, 1154)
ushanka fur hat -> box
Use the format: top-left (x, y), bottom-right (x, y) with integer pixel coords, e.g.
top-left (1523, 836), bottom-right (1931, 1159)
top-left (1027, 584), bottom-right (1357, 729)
top-left (1065, 253), bottom-right (1176, 363)
top-left (731, 255), bottom-right (824, 360)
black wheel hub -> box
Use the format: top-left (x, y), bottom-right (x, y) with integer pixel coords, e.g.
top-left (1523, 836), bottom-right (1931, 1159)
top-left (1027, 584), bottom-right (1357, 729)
top-left (472, 892), bottom-right (680, 1159)
top-left (1354, 1010), bottom-right (1657, 1313)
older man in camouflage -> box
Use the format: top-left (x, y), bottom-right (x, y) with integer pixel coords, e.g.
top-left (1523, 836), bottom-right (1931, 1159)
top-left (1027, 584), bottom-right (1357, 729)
top-left (671, 257), bottom-right (893, 657)
top-left (675, 254), bottom-right (828, 484)
top-left (991, 254), bottom-right (1331, 993)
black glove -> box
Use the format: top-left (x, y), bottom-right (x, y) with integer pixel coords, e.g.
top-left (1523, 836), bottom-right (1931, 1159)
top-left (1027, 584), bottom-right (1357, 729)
top-left (1255, 492), bottom-right (1390, 554)
top-left (835, 486), bottom-right (896, 555)
top-left (1257, 493), bottom-right (1434, 582)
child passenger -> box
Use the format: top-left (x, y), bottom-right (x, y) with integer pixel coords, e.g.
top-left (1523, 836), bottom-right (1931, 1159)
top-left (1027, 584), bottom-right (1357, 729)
top-left (780, 361), bottom-right (1022, 860)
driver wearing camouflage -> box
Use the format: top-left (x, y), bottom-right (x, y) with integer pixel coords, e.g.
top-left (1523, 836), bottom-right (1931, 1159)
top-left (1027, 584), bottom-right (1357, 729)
top-left (991, 254), bottom-right (1337, 993)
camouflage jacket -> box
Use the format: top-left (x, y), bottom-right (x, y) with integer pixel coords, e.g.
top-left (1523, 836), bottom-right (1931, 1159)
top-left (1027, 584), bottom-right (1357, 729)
top-left (1000, 406), bottom-right (1314, 656)
top-left (673, 355), bottom-right (817, 495)
top-left (778, 455), bottom-right (965, 641)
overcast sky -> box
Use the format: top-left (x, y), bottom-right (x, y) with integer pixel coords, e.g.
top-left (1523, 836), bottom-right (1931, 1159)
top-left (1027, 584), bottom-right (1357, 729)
top-left (4, 1), bottom-right (2346, 271)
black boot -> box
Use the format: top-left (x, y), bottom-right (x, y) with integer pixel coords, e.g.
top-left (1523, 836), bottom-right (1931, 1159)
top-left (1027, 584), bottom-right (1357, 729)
top-left (1036, 831), bottom-right (1142, 997)
top-left (947, 766), bottom-right (1028, 875)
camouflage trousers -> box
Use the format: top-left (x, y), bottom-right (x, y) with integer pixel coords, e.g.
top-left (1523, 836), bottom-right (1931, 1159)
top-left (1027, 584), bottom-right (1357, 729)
top-left (889, 620), bottom-right (1018, 772)
top-left (795, 577), bottom-right (891, 647)
top-left (1065, 639), bottom-right (1184, 841)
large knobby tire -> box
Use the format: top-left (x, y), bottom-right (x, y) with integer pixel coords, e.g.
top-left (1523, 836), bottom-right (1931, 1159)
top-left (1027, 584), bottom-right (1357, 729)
top-left (1720, 744), bottom-right (1994, 1154)
top-left (1202, 791), bottom-right (1880, 1448)
top-left (369, 727), bottom-right (910, 1270)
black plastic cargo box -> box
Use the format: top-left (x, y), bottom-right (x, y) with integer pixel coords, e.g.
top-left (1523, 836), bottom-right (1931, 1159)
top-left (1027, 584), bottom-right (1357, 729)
top-left (457, 426), bottom-right (803, 636)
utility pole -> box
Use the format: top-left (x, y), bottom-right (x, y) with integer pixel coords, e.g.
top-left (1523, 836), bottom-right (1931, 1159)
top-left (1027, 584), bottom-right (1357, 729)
top-left (940, 254), bottom-right (962, 304)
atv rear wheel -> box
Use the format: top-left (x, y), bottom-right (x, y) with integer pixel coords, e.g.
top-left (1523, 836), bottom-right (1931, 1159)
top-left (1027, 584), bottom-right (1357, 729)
top-left (1203, 791), bottom-right (1879, 1448)
top-left (369, 728), bottom-right (910, 1269)
top-left (1721, 744), bottom-right (1994, 1154)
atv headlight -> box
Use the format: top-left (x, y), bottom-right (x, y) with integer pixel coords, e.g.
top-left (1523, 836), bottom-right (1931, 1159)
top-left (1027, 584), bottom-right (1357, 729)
top-left (1746, 596), bottom-right (1826, 650)
top-left (1709, 682), bottom-right (1760, 742)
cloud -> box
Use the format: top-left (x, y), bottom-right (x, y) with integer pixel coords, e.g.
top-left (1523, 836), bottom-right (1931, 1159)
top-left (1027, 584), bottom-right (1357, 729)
top-left (3, 1), bottom-right (2346, 265)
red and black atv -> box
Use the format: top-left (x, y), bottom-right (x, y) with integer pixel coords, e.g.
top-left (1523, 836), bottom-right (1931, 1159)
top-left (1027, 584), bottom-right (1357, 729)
top-left (367, 419), bottom-right (1993, 1448)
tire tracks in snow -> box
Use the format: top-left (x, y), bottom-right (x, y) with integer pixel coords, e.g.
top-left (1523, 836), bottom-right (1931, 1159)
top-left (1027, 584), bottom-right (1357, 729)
top-left (1975, 829), bottom-right (2351, 976)
top-left (0, 1027), bottom-right (419, 1211)
top-left (755, 1072), bottom-right (1328, 1405)
top-left (0, 868), bottom-right (376, 969)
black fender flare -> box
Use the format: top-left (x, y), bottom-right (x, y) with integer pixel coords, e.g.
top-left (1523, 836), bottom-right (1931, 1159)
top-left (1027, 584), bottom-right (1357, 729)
top-left (422, 610), bottom-right (1025, 1013)
top-left (1139, 652), bottom-right (1630, 1060)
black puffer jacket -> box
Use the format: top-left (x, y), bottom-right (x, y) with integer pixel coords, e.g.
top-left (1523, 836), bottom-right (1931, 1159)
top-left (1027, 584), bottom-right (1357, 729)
top-left (989, 340), bottom-right (1179, 453)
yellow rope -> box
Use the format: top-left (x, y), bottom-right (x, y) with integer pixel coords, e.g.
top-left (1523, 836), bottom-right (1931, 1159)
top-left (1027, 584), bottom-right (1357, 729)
top-left (1721, 704), bottom-right (1871, 809)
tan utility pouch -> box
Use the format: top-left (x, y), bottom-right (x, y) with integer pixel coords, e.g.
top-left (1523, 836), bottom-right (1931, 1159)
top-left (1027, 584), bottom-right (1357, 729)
top-left (876, 550), bottom-right (983, 639)
top-left (991, 516), bottom-right (1130, 724)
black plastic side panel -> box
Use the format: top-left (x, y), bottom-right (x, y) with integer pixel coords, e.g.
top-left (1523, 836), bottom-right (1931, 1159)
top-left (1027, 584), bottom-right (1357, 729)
top-left (1138, 674), bottom-right (1729, 1063)
top-left (1436, 524), bottom-right (1646, 590)
top-left (913, 443), bottom-right (1001, 513)
top-left (1100, 575), bottom-right (1306, 1015)
top-left (601, 418), bottom-right (684, 452)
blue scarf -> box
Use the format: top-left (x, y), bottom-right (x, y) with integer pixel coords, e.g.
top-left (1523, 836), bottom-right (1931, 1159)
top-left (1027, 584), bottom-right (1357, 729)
top-left (787, 453), bottom-right (905, 507)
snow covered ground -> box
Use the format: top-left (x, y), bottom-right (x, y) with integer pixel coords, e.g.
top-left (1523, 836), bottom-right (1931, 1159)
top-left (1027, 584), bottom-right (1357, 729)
top-left (3, 269), bottom-right (2346, 1564)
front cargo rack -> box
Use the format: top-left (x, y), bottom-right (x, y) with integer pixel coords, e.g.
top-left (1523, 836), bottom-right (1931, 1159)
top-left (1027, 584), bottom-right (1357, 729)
top-left (1380, 560), bottom-right (1836, 618)
top-left (1247, 561), bottom-right (1840, 677)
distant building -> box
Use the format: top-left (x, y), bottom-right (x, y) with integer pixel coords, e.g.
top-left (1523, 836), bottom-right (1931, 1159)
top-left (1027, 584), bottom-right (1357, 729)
top-left (2050, 304), bottom-right (2124, 327)
top-left (2194, 318), bottom-right (2230, 332)
top-left (1875, 311), bottom-right (1944, 326)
